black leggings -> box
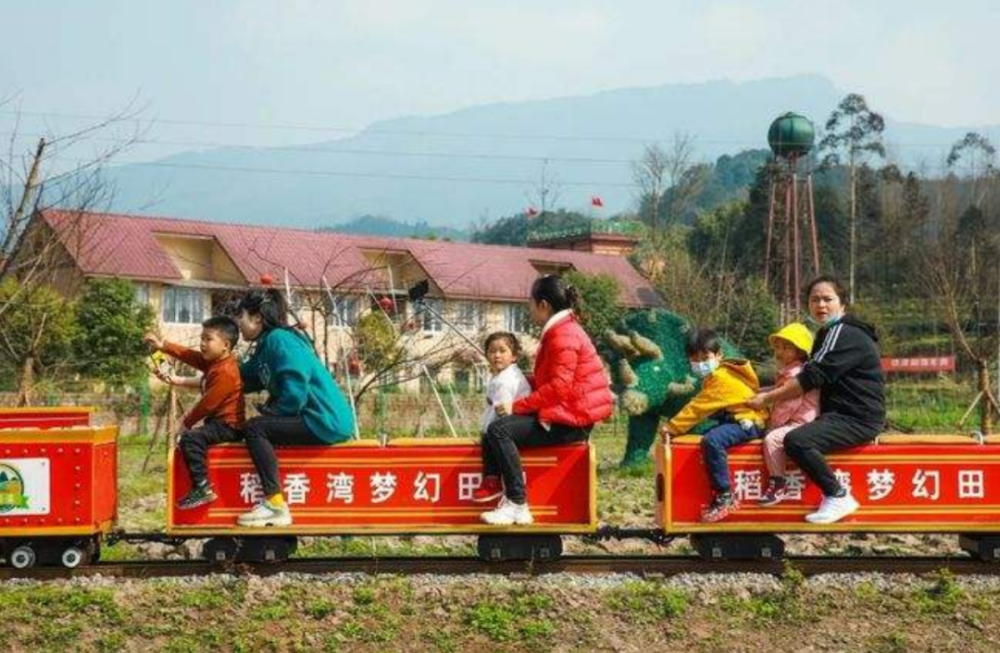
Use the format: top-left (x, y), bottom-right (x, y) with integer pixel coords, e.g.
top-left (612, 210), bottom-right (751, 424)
top-left (482, 415), bottom-right (591, 503)
top-left (243, 415), bottom-right (325, 497)
top-left (784, 413), bottom-right (881, 497)
top-left (179, 420), bottom-right (241, 487)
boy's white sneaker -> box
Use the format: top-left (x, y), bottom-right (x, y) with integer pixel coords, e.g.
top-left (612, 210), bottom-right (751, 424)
top-left (237, 499), bottom-right (293, 527)
top-left (481, 497), bottom-right (533, 526)
top-left (805, 493), bottom-right (859, 524)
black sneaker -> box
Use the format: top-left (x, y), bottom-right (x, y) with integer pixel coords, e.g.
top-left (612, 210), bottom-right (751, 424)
top-left (177, 484), bottom-right (218, 510)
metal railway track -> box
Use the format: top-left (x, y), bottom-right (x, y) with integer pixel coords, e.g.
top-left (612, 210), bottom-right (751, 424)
top-left (1, 555), bottom-right (997, 581)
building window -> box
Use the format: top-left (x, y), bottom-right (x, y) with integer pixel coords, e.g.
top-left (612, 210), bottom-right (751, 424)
top-left (453, 301), bottom-right (484, 332)
top-left (134, 283), bottom-right (151, 306)
top-left (503, 304), bottom-right (528, 333)
top-left (326, 294), bottom-right (359, 327)
top-left (453, 365), bottom-right (485, 394)
top-left (162, 287), bottom-right (206, 324)
top-left (289, 290), bottom-right (312, 314)
top-left (421, 299), bottom-right (444, 332)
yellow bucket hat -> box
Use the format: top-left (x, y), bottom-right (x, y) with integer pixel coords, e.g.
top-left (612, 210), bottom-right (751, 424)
top-left (768, 322), bottom-right (814, 356)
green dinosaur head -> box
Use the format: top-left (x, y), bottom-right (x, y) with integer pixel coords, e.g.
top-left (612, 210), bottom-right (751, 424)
top-left (606, 309), bottom-right (740, 420)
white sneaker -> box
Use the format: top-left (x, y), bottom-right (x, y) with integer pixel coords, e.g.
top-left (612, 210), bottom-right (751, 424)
top-left (805, 493), bottom-right (860, 524)
top-left (480, 497), bottom-right (534, 526)
top-left (237, 499), bottom-right (293, 527)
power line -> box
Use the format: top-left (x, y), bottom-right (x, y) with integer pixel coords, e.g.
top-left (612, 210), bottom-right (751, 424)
top-left (48, 156), bottom-right (643, 189)
top-left (2, 108), bottom-right (987, 149)
top-left (0, 130), bottom-right (638, 165)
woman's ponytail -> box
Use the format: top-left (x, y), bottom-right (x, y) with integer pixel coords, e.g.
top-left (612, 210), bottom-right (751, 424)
top-left (564, 285), bottom-right (581, 312)
top-left (530, 274), bottom-right (579, 313)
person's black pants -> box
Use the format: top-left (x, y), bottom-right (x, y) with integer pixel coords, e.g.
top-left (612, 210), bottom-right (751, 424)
top-left (784, 413), bottom-right (881, 497)
top-left (483, 415), bottom-right (590, 504)
top-left (179, 420), bottom-right (241, 488)
top-left (243, 415), bottom-right (325, 497)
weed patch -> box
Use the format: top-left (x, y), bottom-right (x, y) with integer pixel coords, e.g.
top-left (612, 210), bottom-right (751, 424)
top-left (912, 570), bottom-right (964, 614)
top-left (465, 591), bottom-right (556, 643)
top-left (606, 581), bottom-right (688, 623)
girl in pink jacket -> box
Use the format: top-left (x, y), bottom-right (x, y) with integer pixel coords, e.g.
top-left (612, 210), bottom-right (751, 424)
top-left (760, 323), bottom-right (820, 506)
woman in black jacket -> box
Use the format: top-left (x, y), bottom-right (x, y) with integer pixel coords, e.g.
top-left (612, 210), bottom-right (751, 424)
top-left (749, 276), bottom-right (885, 524)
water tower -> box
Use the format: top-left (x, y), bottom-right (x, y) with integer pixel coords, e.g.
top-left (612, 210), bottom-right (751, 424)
top-left (765, 112), bottom-right (821, 321)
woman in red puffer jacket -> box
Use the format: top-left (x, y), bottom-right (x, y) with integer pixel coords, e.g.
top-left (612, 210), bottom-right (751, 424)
top-left (478, 275), bottom-right (614, 526)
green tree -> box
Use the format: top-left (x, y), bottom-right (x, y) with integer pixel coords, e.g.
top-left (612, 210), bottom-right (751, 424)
top-left (819, 93), bottom-right (886, 302)
top-left (563, 270), bottom-right (625, 349)
top-left (74, 279), bottom-right (155, 388)
top-left (472, 209), bottom-right (591, 246)
top-left (353, 310), bottom-right (399, 372)
top-left (0, 278), bottom-right (78, 403)
top-left (687, 200), bottom-right (747, 268)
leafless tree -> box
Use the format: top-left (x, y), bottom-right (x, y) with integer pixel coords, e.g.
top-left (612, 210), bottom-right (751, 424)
top-left (526, 158), bottom-right (562, 214)
top-left (634, 133), bottom-right (708, 234)
top-left (923, 243), bottom-right (1000, 435)
top-left (631, 143), bottom-right (668, 231)
top-left (0, 98), bottom-right (146, 402)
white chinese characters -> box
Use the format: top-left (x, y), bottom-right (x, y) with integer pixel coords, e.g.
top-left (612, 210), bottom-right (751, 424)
top-left (866, 469), bottom-right (895, 501)
top-left (370, 472), bottom-right (398, 504)
top-left (326, 472), bottom-right (355, 504)
top-left (413, 472), bottom-right (442, 503)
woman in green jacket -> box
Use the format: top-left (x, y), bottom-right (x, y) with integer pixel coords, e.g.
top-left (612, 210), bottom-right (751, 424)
top-left (234, 289), bottom-right (355, 527)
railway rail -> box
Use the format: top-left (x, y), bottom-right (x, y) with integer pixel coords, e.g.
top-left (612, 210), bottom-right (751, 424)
top-left (1, 554), bottom-right (997, 582)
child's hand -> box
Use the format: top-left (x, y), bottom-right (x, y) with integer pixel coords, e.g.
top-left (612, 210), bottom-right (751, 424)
top-left (494, 401), bottom-right (513, 417)
top-left (747, 393), bottom-right (767, 410)
top-left (659, 424), bottom-right (676, 439)
top-left (144, 333), bottom-right (164, 351)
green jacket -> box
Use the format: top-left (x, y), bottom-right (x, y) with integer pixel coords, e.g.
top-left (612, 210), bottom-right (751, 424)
top-left (240, 328), bottom-right (354, 443)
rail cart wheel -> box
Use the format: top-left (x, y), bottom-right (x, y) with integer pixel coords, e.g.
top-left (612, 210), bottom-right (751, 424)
top-left (477, 535), bottom-right (563, 562)
top-left (959, 535), bottom-right (1000, 562)
top-left (203, 537), bottom-right (239, 563)
top-left (234, 537), bottom-right (297, 563)
top-left (61, 546), bottom-right (85, 569)
top-left (690, 534), bottom-right (785, 561)
top-left (10, 545), bottom-right (36, 569)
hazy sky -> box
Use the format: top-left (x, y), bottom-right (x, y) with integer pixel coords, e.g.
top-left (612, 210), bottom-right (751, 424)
top-left (2, 0), bottom-right (998, 157)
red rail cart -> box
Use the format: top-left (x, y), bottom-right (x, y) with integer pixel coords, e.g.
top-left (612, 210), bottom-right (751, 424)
top-left (656, 433), bottom-right (1000, 560)
top-left (0, 422), bottom-right (118, 568)
top-left (168, 438), bottom-right (598, 562)
top-left (0, 407), bottom-right (94, 429)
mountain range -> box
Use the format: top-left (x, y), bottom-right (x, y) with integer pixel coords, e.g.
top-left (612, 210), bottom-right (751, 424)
top-left (103, 74), bottom-right (1000, 232)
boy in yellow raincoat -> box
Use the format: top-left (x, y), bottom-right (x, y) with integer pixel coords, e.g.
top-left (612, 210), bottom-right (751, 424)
top-left (660, 328), bottom-right (768, 522)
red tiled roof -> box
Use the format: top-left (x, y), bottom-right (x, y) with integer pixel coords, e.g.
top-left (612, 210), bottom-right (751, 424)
top-left (40, 209), bottom-right (664, 308)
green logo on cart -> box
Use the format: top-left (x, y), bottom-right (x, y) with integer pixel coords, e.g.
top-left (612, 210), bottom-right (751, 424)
top-left (0, 463), bottom-right (29, 513)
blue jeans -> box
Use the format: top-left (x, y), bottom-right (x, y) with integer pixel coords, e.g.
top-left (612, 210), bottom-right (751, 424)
top-left (701, 422), bottom-right (762, 493)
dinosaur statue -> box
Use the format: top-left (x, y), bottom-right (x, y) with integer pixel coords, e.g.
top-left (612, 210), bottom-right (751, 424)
top-left (605, 308), bottom-right (740, 468)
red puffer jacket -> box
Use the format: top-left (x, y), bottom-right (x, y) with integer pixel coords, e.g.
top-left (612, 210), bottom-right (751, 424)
top-left (513, 312), bottom-right (614, 427)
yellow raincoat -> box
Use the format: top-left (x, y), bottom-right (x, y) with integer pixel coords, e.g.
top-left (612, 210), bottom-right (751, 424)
top-left (666, 360), bottom-right (768, 435)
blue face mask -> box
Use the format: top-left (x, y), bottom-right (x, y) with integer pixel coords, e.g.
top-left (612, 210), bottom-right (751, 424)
top-left (690, 359), bottom-right (719, 378)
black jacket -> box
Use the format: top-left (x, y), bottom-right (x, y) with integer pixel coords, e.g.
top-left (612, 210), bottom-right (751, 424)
top-left (797, 315), bottom-right (886, 426)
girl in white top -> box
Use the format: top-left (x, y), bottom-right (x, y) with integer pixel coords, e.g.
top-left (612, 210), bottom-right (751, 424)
top-left (481, 332), bottom-right (532, 433)
top-left (475, 332), bottom-right (532, 503)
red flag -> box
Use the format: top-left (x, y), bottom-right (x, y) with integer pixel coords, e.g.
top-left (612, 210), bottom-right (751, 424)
top-left (591, 196), bottom-right (604, 208)
top-left (526, 206), bottom-right (539, 217)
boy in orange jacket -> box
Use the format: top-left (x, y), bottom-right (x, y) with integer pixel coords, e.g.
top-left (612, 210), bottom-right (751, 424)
top-left (144, 316), bottom-right (245, 510)
top-left (660, 328), bottom-right (768, 522)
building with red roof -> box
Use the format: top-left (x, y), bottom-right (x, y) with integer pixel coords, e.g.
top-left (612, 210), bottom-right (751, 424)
top-left (23, 209), bottom-right (663, 391)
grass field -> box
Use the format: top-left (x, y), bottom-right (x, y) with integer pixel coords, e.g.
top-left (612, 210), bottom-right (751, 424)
top-left (3, 568), bottom-right (1000, 652)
